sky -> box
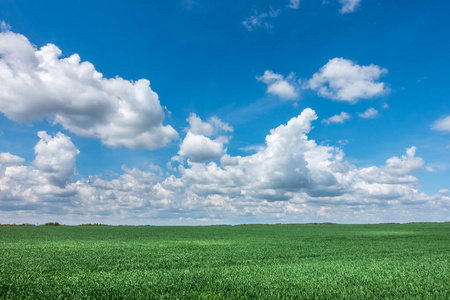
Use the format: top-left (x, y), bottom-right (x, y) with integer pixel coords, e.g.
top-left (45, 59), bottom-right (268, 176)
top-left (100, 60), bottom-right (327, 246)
top-left (0, 0), bottom-right (449, 225)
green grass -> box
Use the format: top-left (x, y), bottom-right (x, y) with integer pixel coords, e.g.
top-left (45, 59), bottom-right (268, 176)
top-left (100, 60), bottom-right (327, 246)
top-left (0, 224), bottom-right (449, 299)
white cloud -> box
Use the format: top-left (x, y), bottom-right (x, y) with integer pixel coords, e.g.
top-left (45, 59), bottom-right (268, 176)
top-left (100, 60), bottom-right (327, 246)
top-left (242, 7), bottom-right (281, 31)
top-left (33, 131), bottom-right (80, 187)
top-left (356, 146), bottom-right (424, 184)
top-left (168, 110), bottom-right (444, 224)
top-left (0, 29), bottom-right (178, 149)
top-left (268, 81), bottom-right (298, 100)
top-left (220, 154), bottom-right (239, 166)
top-left (323, 112), bottom-right (351, 124)
top-left (257, 70), bottom-right (299, 100)
top-left (339, 0), bottom-right (361, 14)
top-left (0, 131), bottom-right (79, 212)
top-left (180, 109), bottom-right (426, 203)
top-left (432, 115), bottom-right (450, 132)
top-left (178, 132), bottom-right (225, 163)
top-left (0, 153), bottom-right (24, 166)
top-left (186, 113), bottom-right (215, 136)
top-left (209, 116), bottom-right (233, 133)
top-left (178, 114), bottom-right (233, 163)
top-left (439, 189), bottom-right (450, 195)
top-left (0, 110), bottom-right (448, 225)
top-left (307, 58), bottom-right (388, 103)
top-left (426, 166), bottom-right (437, 173)
top-left (287, 0), bottom-right (301, 9)
top-left (0, 21), bottom-right (11, 32)
top-left (239, 144), bottom-right (265, 153)
top-left (186, 113), bottom-right (233, 136)
top-left (358, 107), bottom-right (378, 119)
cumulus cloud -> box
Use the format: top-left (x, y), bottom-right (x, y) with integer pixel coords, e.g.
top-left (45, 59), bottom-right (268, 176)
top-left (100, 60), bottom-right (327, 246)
top-left (339, 0), bottom-right (361, 14)
top-left (181, 109), bottom-right (427, 203)
top-left (0, 131), bottom-right (171, 218)
top-left (178, 114), bottom-right (233, 163)
top-left (287, 0), bottom-right (301, 9)
top-left (0, 153), bottom-right (24, 166)
top-left (186, 113), bottom-right (233, 136)
top-left (33, 131), bottom-right (80, 187)
top-left (432, 115), bottom-right (450, 132)
top-left (357, 147), bottom-right (424, 185)
top-left (220, 154), bottom-right (239, 166)
top-left (0, 28), bottom-right (178, 149)
top-left (307, 58), bottom-right (388, 103)
top-left (358, 107), bottom-right (378, 119)
top-left (322, 112), bottom-right (351, 124)
top-left (1, 110), bottom-right (448, 225)
top-left (257, 70), bottom-right (299, 100)
top-left (0, 131), bottom-right (78, 212)
top-left (186, 113), bottom-right (215, 136)
top-left (179, 132), bottom-right (226, 163)
top-left (242, 7), bottom-right (281, 31)
top-left (171, 110), bottom-right (444, 223)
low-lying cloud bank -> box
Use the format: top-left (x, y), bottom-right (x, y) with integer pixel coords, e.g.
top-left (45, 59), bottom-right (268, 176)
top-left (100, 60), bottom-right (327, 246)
top-left (1, 109), bottom-right (448, 225)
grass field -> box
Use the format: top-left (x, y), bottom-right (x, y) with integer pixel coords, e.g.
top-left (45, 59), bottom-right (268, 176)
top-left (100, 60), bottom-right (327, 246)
top-left (0, 223), bottom-right (449, 299)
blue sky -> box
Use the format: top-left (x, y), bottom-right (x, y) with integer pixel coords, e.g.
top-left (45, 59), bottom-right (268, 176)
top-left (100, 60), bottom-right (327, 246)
top-left (0, 0), bottom-right (449, 225)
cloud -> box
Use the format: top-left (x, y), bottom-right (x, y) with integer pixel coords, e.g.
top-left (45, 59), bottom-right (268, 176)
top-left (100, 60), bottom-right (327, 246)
top-left (33, 131), bottom-right (80, 187)
top-left (0, 21), bottom-right (11, 32)
top-left (439, 189), bottom-right (450, 195)
top-left (242, 7), bottom-right (281, 31)
top-left (179, 110), bottom-right (431, 207)
top-left (186, 113), bottom-right (215, 136)
top-left (178, 114), bottom-right (233, 163)
top-left (432, 115), bottom-right (450, 132)
top-left (425, 166), bottom-right (437, 173)
top-left (220, 154), bottom-right (239, 166)
top-left (209, 116), bottom-right (234, 133)
top-left (0, 28), bottom-right (178, 149)
top-left (181, 109), bottom-right (425, 203)
top-left (306, 58), bottom-right (388, 103)
top-left (339, 0), bottom-right (361, 14)
top-left (186, 113), bottom-right (233, 136)
top-left (356, 146), bottom-right (424, 185)
top-left (358, 107), bottom-right (378, 119)
top-left (239, 144), bottom-right (265, 153)
top-left (322, 112), bottom-right (351, 124)
top-left (0, 131), bottom-right (172, 218)
top-left (1, 110), bottom-right (448, 225)
top-left (287, 0), bottom-right (301, 9)
top-left (257, 70), bottom-right (299, 100)
top-left (0, 131), bottom-right (78, 212)
top-left (178, 132), bottom-right (226, 163)
top-left (0, 153), bottom-right (25, 166)
top-left (171, 110), bottom-right (443, 222)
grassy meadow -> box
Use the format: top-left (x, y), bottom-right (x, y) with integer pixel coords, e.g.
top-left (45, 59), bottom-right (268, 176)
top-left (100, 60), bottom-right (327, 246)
top-left (0, 223), bottom-right (449, 299)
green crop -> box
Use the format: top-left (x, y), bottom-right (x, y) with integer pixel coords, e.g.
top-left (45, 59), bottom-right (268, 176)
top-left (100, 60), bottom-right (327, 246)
top-left (0, 223), bottom-right (449, 299)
